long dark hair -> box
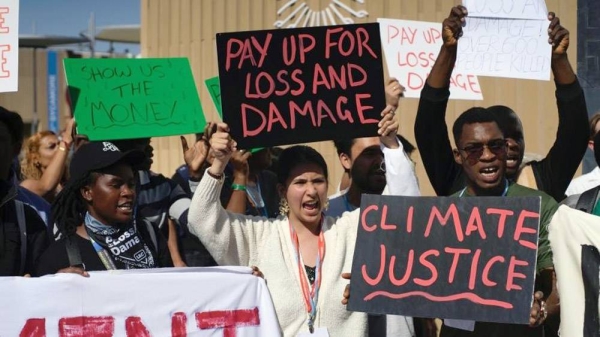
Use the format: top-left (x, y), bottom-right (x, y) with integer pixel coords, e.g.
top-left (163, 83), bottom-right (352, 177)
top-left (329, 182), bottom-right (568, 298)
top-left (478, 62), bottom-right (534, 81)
top-left (51, 172), bottom-right (97, 237)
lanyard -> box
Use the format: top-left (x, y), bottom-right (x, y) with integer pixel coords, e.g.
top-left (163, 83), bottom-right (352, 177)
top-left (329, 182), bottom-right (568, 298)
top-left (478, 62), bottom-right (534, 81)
top-left (289, 220), bottom-right (325, 333)
top-left (458, 179), bottom-right (509, 197)
top-left (88, 237), bottom-right (118, 270)
top-left (84, 208), bottom-right (139, 271)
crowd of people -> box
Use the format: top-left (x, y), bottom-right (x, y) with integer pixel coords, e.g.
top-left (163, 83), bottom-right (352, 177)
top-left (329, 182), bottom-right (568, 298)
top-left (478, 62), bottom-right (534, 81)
top-left (0, 5), bottom-right (597, 337)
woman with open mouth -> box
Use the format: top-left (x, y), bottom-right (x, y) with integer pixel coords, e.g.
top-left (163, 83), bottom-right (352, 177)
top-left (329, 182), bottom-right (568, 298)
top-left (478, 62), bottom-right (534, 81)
top-left (187, 102), bottom-right (401, 337)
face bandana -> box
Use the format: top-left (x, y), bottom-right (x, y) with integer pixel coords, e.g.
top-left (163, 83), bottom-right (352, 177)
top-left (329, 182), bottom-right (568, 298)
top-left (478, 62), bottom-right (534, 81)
top-left (84, 212), bottom-right (155, 270)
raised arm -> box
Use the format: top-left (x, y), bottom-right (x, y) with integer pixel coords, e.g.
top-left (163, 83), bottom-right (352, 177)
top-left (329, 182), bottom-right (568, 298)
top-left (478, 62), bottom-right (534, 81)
top-left (535, 13), bottom-right (589, 201)
top-left (414, 6), bottom-right (468, 196)
top-left (21, 119), bottom-right (74, 198)
top-left (380, 83), bottom-right (420, 197)
top-left (187, 123), bottom-right (270, 266)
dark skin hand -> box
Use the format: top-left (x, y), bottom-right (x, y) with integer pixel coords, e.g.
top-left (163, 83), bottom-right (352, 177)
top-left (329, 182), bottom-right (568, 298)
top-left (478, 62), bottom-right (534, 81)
top-left (57, 266), bottom-right (90, 277)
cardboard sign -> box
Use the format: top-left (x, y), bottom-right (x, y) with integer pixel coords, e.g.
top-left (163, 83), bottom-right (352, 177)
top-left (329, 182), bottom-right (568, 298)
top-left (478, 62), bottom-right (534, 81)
top-left (0, 267), bottom-right (280, 336)
top-left (65, 58), bottom-right (206, 141)
top-left (216, 23), bottom-right (386, 149)
top-left (0, 0), bottom-right (18, 92)
top-left (205, 76), bottom-right (223, 117)
top-left (463, 0), bottom-right (548, 20)
top-left (457, 0), bottom-right (551, 81)
top-left (378, 18), bottom-right (482, 101)
top-left (549, 206), bottom-right (600, 337)
top-left (348, 195), bottom-right (541, 325)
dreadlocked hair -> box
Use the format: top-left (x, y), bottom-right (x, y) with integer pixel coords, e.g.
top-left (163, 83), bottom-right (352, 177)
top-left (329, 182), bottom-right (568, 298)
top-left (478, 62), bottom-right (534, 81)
top-left (51, 172), bottom-right (98, 237)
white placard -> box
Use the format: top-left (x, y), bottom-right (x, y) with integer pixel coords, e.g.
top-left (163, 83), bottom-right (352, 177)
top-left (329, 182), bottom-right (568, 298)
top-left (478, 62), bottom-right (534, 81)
top-left (378, 18), bottom-right (483, 100)
top-left (0, 0), bottom-right (18, 92)
top-left (0, 267), bottom-right (281, 337)
top-left (549, 206), bottom-right (600, 337)
top-left (456, 17), bottom-right (551, 80)
top-left (463, 0), bottom-right (548, 20)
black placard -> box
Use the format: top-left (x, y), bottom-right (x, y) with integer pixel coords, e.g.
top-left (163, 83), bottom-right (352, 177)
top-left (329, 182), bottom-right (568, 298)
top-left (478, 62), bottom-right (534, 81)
top-left (347, 195), bottom-right (541, 325)
top-left (216, 23), bottom-right (385, 149)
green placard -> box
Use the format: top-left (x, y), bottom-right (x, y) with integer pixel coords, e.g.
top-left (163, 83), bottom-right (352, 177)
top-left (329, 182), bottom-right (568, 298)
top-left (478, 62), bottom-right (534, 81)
top-left (65, 58), bottom-right (206, 141)
top-left (204, 76), bottom-right (263, 154)
top-left (204, 76), bottom-right (222, 118)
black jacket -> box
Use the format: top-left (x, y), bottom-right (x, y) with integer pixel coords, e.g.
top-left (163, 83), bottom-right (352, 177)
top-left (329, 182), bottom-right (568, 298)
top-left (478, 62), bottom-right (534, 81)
top-left (414, 79), bottom-right (589, 201)
top-left (0, 180), bottom-right (49, 276)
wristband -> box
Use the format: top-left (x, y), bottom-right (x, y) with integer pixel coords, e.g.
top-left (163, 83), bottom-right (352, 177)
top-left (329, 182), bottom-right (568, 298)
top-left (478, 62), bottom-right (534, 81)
top-left (205, 168), bottom-right (224, 182)
top-left (231, 183), bottom-right (247, 191)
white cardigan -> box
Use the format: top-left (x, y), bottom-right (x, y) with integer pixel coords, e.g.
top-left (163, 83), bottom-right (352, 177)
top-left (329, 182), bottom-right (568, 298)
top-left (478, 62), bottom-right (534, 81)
top-left (189, 174), bottom-right (378, 337)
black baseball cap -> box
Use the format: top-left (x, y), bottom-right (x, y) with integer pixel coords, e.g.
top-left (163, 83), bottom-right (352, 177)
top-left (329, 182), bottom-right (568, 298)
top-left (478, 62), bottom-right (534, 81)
top-left (69, 141), bottom-right (145, 181)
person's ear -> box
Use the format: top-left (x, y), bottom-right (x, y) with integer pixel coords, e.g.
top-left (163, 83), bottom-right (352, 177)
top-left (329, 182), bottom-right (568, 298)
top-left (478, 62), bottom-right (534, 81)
top-left (453, 148), bottom-right (463, 165)
top-left (588, 140), bottom-right (594, 152)
top-left (339, 153), bottom-right (352, 171)
top-left (80, 186), bottom-right (93, 203)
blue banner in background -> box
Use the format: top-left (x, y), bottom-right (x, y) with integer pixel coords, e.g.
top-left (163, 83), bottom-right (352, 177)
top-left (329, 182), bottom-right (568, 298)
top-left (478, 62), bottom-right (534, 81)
top-left (46, 50), bottom-right (59, 133)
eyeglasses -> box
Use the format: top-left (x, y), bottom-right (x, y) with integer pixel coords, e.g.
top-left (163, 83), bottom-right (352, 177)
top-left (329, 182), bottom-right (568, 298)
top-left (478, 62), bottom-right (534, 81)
top-left (459, 139), bottom-right (507, 165)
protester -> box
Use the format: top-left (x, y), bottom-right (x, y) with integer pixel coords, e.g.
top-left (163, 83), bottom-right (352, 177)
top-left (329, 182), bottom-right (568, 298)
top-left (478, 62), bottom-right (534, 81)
top-left (326, 80), bottom-right (422, 337)
top-left (170, 132), bottom-right (218, 267)
top-left (563, 131), bottom-right (600, 215)
top-left (20, 119), bottom-right (75, 203)
top-left (343, 107), bottom-right (558, 337)
top-left (187, 105), bottom-right (399, 336)
top-left (111, 137), bottom-right (192, 267)
top-left (414, 6), bottom-right (588, 202)
top-left (0, 107), bottom-right (50, 276)
top-left (36, 141), bottom-right (172, 275)
top-left (566, 112), bottom-right (600, 196)
top-left (328, 78), bottom-right (420, 216)
top-left (11, 159), bottom-right (52, 228)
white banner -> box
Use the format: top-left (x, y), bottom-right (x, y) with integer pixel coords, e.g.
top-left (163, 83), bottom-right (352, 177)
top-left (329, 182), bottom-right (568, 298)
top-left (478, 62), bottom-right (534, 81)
top-left (549, 205), bottom-right (600, 337)
top-left (0, 0), bottom-right (18, 92)
top-left (463, 0), bottom-right (547, 20)
top-left (458, 0), bottom-right (551, 81)
top-left (0, 267), bottom-right (281, 337)
top-left (378, 18), bottom-right (483, 100)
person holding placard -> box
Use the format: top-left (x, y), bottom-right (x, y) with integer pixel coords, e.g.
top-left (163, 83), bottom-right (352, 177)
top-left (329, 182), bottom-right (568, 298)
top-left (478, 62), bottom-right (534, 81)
top-left (327, 78), bottom-right (420, 217)
top-left (326, 79), bottom-right (419, 337)
top-left (342, 107), bottom-right (559, 337)
top-left (187, 107), bottom-right (399, 336)
top-left (20, 119), bottom-right (76, 203)
top-left (414, 6), bottom-right (588, 202)
top-left (36, 141), bottom-right (173, 276)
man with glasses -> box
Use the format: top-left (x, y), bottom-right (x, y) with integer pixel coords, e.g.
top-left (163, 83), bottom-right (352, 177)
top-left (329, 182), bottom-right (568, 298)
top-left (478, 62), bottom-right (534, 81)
top-left (445, 107), bottom-right (558, 337)
top-left (414, 6), bottom-right (588, 202)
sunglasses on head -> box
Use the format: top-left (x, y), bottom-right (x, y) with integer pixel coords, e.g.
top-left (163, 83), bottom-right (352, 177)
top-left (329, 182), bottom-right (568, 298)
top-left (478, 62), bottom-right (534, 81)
top-left (459, 139), bottom-right (507, 165)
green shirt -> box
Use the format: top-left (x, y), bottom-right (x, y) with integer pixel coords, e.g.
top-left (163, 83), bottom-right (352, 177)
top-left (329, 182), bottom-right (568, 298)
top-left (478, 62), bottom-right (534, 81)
top-left (594, 199), bottom-right (600, 216)
top-left (452, 183), bottom-right (558, 272)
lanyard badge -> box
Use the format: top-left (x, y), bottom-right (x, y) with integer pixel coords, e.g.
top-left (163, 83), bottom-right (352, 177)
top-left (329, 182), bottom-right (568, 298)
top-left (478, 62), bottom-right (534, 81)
top-left (289, 220), bottom-right (326, 333)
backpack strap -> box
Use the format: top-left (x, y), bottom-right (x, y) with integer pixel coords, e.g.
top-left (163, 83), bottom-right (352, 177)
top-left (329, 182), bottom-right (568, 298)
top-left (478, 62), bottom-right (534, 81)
top-left (65, 235), bottom-right (84, 269)
top-left (144, 220), bottom-right (158, 252)
top-left (576, 186), bottom-right (600, 213)
top-left (14, 201), bottom-right (27, 276)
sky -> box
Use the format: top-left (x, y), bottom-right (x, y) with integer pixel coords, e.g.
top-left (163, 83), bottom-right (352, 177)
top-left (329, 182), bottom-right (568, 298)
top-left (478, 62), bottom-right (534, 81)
top-left (19, 0), bottom-right (140, 54)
